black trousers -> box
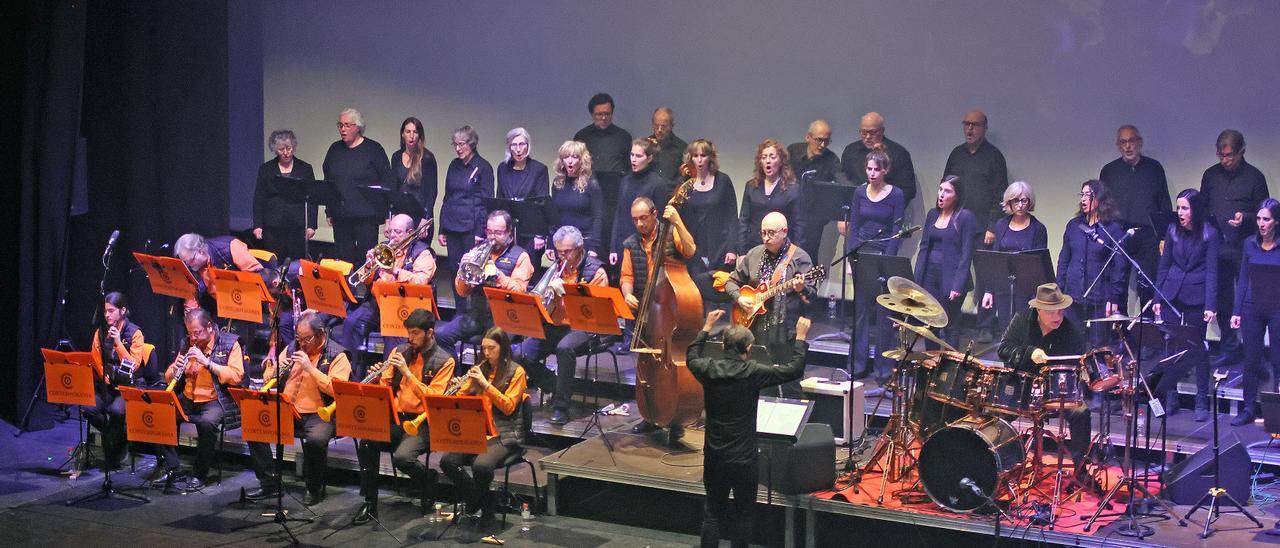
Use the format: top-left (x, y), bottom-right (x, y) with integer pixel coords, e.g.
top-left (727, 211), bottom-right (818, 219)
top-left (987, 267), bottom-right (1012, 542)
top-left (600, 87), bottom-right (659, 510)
top-left (261, 224), bottom-right (311, 262)
top-left (515, 326), bottom-right (594, 409)
top-left (83, 385), bottom-right (128, 464)
top-left (332, 217), bottom-right (380, 265)
top-left (440, 438), bottom-right (521, 509)
top-left (356, 415), bottom-right (432, 501)
top-left (701, 456), bottom-right (758, 548)
top-left (246, 413), bottom-right (334, 495)
top-left (1215, 254), bottom-right (1244, 358)
top-left (158, 396), bottom-right (224, 479)
top-left (1240, 303), bottom-right (1280, 416)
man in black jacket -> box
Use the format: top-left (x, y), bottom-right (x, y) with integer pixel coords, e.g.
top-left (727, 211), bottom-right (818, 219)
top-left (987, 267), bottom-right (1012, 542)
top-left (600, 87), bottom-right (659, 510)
top-left (687, 309), bottom-right (810, 548)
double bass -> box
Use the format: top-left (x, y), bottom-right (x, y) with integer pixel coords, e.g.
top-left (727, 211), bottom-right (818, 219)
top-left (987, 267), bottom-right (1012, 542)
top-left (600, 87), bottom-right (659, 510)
top-left (630, 165), bottom-right (704, 428)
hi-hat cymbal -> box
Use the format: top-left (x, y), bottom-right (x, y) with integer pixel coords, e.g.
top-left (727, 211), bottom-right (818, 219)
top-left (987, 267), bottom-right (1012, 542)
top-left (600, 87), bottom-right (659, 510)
top-left (890, 317), bottom-right (956, 351)
top-left (881, 348), bottom-right (931, 362)
top-left (876, 293), bottom-right (946, 320)
top-left (1085, 313), bottom-right (1136, 325)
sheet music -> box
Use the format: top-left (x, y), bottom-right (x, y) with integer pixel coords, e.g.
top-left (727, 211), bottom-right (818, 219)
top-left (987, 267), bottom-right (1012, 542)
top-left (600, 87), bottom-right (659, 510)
top-left (756, 398), bottom-right (811, 439)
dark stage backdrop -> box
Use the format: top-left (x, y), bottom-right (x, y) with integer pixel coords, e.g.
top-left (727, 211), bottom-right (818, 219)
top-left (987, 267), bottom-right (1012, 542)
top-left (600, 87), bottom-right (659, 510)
top-left (7, 1), bottom-right (232, 425)
top-left (261, 0), bottom-right (1280, 259)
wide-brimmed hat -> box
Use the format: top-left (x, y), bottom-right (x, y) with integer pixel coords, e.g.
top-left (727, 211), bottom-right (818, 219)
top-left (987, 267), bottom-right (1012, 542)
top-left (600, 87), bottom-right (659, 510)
top-left (1028, 283), bottom-right (1073, 311)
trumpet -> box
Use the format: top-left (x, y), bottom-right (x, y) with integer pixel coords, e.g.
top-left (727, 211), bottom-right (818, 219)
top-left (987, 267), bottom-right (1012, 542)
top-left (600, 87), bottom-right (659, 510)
top-left (458, 239), bottom-right (496, 286)
top-left (316, 351), bottom-right (394, 422)
top-left (348, 218), bottom-right (433, 288)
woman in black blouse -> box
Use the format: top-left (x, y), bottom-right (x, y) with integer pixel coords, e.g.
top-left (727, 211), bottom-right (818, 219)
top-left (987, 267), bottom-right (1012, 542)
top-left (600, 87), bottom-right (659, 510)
top-left (391, 117), bottom-right (438, 238)
top-left (1153, 188), bottom-right (1218, 421)
top-left (608, 138), bottom-right (669, 265)
top-left (979, 181), bottom-right (1049, 335)
top-left (915, 175), bottom-right (976, 346)
top-left (551, 141), bottom-right (604, 257)
top-left (681, 139), bottom-right (738, 311)
top-left (252, 129), bottom-right (316, 260)
top-left (738, 139), bottom-right (802, 254)
top-left (498, 127), bottom-right (551, 261)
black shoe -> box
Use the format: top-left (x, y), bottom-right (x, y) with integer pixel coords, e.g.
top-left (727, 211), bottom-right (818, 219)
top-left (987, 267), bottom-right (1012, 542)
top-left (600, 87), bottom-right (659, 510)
top-left (1230, 410), bottom-right (1257, 426)
top-left (631, 421), bottom-right (659, 434)
top-left (246, 484), bottom-right (279, 500)
top-left (669, 425), bottom-right (685, 442)
top-left (185, 476), bottom-right (205, 491)
top-left (550, 407), bottom-right (570, 425)
top-left (304, 490), bottom-right (325, 506)
top-left (353, 501), bottom-right (377, 525)
top-left (151, 469), bottom-right (177, 485)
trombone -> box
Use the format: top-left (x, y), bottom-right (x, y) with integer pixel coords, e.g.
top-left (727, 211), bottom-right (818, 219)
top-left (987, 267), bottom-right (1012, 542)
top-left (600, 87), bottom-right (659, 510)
top-left (348, 218), bottom-right (433, 289)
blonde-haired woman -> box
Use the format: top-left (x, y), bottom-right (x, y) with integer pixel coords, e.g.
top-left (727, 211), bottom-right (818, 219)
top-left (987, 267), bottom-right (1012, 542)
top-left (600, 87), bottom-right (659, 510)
top-left (551, 141), bottom-right (604, 256)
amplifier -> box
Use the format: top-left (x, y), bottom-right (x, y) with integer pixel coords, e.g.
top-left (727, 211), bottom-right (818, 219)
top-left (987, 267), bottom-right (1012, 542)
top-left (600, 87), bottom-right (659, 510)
top-left (800, 377), bottom-right (863, 445)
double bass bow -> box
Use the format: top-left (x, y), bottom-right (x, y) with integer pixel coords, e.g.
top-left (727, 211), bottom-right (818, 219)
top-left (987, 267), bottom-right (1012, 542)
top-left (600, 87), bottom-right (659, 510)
top-left (630, 162), bottom-right (704, 429)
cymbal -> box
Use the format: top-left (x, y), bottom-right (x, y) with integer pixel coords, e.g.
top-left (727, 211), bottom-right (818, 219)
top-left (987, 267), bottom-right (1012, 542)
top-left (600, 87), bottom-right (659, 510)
top-left (881, 348), bottom-right (930, 362)
top-left (1085, 313), bottom-right (1136, 325)
top-left (882, 276), bottom-right (948, 326)
top-left (890, 317), bottom-right (955, 352)
top-left (876, 293), bottom-right (947, 323)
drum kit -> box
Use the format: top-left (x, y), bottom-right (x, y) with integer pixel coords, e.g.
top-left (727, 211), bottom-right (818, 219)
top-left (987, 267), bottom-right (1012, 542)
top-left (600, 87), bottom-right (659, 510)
top-left (852, 277), bottom-right (1140, 527)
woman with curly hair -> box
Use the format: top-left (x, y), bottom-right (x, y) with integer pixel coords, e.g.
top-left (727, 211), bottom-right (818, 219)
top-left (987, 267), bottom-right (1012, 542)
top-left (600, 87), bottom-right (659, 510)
top-left (737, 139), bottom-right (803, 253)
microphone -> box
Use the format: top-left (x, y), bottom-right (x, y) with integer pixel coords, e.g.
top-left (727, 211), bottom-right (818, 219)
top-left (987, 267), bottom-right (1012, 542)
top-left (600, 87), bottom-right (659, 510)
top-left (800, 169), bottom-right (817, 181)
top-left (1115, 227), bottom-right (1140, 245)
top-left (102, 229), bottom-right (120, 261)
top-left (894, 224), bottom-right (921, 239)
top-left (959, 477), bottom-right (985, 498)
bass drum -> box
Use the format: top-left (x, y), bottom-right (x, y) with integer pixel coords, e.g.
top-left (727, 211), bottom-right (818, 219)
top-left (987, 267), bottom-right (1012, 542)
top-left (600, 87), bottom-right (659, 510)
top-left (919, 416), bottom-right (1024, 512)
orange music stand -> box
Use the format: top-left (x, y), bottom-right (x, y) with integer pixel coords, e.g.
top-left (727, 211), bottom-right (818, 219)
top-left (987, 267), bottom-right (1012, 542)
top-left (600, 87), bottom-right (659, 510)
top-left (423, 394), bottom-right (496, 454)
top-left (562, 283), bottom-right (633, 335)
top-left (482, 287), bottom-right (552, 339)
top-left (118, 387), bottom-right (187, 446)
top-left (297, 260), bottom-right (357, 318)
top-left (372, 281), bottom-right (438, 337)
top-left (208, 267), bottom-right (275, 323)
top-left (132, 252), bottom-right (198, 300)
top-left (42, 349), bottom-right (96, 406)
top-left (228, 387), bottom-right (300, 444)
top-left (330, 378), bottom-right (396, 442)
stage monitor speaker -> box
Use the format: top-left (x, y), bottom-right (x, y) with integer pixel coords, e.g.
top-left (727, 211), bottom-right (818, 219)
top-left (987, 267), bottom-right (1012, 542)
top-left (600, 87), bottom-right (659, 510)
top-left (758, 423), bottom-right (835, 495)
top-left (1163, 430), bottom-right (1252, 506)
top-left (800, 377), bottom-right (863, 445)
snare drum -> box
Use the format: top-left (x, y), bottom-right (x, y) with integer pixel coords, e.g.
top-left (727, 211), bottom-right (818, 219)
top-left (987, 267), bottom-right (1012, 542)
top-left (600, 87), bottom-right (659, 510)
top-left (978, 366), bottom-right (1039, 417)
top-left (925, 351), bottom-right (983, 409)
top-left (1040, 365), bottom-right (1085, 410)
top-left (1083, 349), bottom-right (1121, 392)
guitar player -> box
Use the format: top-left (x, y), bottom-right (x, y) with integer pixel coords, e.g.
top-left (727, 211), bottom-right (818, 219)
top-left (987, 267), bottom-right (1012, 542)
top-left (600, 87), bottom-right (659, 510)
top-left (724, 212), bottom-right (818, 397)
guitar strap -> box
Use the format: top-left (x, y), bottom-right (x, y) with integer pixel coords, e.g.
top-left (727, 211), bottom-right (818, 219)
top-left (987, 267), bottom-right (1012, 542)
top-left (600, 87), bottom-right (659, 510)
top-left (768, 243), bottom-right (797, 287)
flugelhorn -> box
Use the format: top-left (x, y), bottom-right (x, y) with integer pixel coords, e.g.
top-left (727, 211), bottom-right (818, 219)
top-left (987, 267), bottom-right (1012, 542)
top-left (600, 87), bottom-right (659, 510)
top-left (458, 239), bottom-right (496, 286)
top-left (317, 350), bottom-right (395, 422)
top-left (530, 257), bottom-right (567, 312)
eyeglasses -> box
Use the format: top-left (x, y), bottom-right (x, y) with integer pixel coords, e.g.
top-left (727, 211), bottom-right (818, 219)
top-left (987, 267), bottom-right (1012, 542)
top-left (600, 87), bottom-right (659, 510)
top-left (810, 136), bottom-right (831, 144)
top-left (296, 333), bottom-right (319, 347)
top-left (452, 142), bottom-right (470, 149)
top-left (1117, 138), bottom-right (1142, 146)
top-left (336, 122), bottom-right (358, 129)
top-left (1217, 150), bottom-right (1241, 159)
top-left (484, 229), bottom-right (509, 237)
top-left (961, 121), bottom-right (986, 129)
top-left (859, 128), bottom-right (883, 137)
top-left (1008, 198), bottom-right (1031, 205)
top-left (760, 229), bottom-right (785, 238)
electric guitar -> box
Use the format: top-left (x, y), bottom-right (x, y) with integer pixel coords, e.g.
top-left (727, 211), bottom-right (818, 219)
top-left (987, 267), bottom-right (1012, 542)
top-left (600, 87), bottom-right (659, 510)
top-left (732, 265), bottom-right (827, 328)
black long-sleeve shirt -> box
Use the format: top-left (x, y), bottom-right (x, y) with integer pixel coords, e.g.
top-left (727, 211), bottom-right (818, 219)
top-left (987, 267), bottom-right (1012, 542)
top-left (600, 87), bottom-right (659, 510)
top-left (1099, 155), bottom-right (1170, 229)
top-left (944, 140), bottom-right (1009, 230)
top-left (682, 173), bottom-right (738, 268)
top-left (609, 166), bottom-right (668, 255)
top-left (997, 307), bottom-right (1085, 375)
top-left (687, 330), bottom-right (808, 465)
top-left (840, 137), bottom-right (918, 205)
top-left (653, 134), bottom-right (688, 183)
top-left (786, 142), bottom-right (844, 184)
top-left (551, 178), bottom-right (605, 254)
top-left (391, 148), bottom-right (439, 240)
top-left (440, 154), bottom-right (495, 235)
top-left (253, 157), bottom-right (317, 229)
top-left (573, 123), bottom-right (632, 175)
top-left (737, 181), bottom-right (804, 254)
top-left (1200, 160), bottom-right (1269, 261)
top-left (322, 138), bottom-right (393, 218)
top-left (497, 158), bottom-right (550, 201)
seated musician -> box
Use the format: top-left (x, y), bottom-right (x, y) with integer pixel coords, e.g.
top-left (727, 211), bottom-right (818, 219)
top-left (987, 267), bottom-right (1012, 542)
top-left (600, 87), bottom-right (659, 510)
top-left (85, 292), bottom-right (151, 472)
top-left (354, 309), bottom-right (455, 524)
top-left (158, 308), bottom-right (245, 491)
top-left (996, 283), bottom-right (1093, 480)
top-left (723, 212), bottom-right (816, 398)
top-left (439, 327), bottom-right (528, 522)
top-left (245, 310), bottom-right (351, 504)
top-left (173, 232), bottom-right (270, 313)
top-left (339, 213), bottom-right (436, 376)
top-left (435, 210), bottom-right (535, 352)
top-left (620, 195), bottom-right (696, 436)
top-left (515, 225), bottom-right (608, 426)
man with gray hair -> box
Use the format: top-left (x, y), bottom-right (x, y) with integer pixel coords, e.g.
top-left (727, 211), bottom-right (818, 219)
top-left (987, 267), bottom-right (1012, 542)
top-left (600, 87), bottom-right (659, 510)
top-left (840, 112), bottom-right (919, 205)
top-left (687, 309), bottom-right (811, 548)
top-left (253, 129), bottom-right (317, 260)
top-left (173, 231), bottom-right (268, 314)
top-left (1200, 129), bottom-right (1269, 367)
top-left (1098, 124), bottom-right (1170, 323)
top-left (514, 225), bottom-right (608, 425)
top-left (788, 119), bottom-right (846, 260)
top-left (323, 108), bottom-right (393, 265)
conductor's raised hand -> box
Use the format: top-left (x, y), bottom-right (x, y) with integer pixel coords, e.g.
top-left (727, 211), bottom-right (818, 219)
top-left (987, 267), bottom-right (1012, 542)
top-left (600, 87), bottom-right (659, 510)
top-left (702, 309), bottom-right (725, 331)
top-left (795, 316), bottom-right (812, 341)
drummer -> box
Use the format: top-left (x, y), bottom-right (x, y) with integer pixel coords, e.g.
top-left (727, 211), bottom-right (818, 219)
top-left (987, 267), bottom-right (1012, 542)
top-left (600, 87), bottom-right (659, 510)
top-left (996, 283), bottom-right (1092, 470)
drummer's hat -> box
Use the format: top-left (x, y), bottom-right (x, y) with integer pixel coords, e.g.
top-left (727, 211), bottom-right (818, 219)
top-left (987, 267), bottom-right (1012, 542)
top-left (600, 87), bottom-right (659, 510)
top-left (1028, 283), bottom-right (1073, 311)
